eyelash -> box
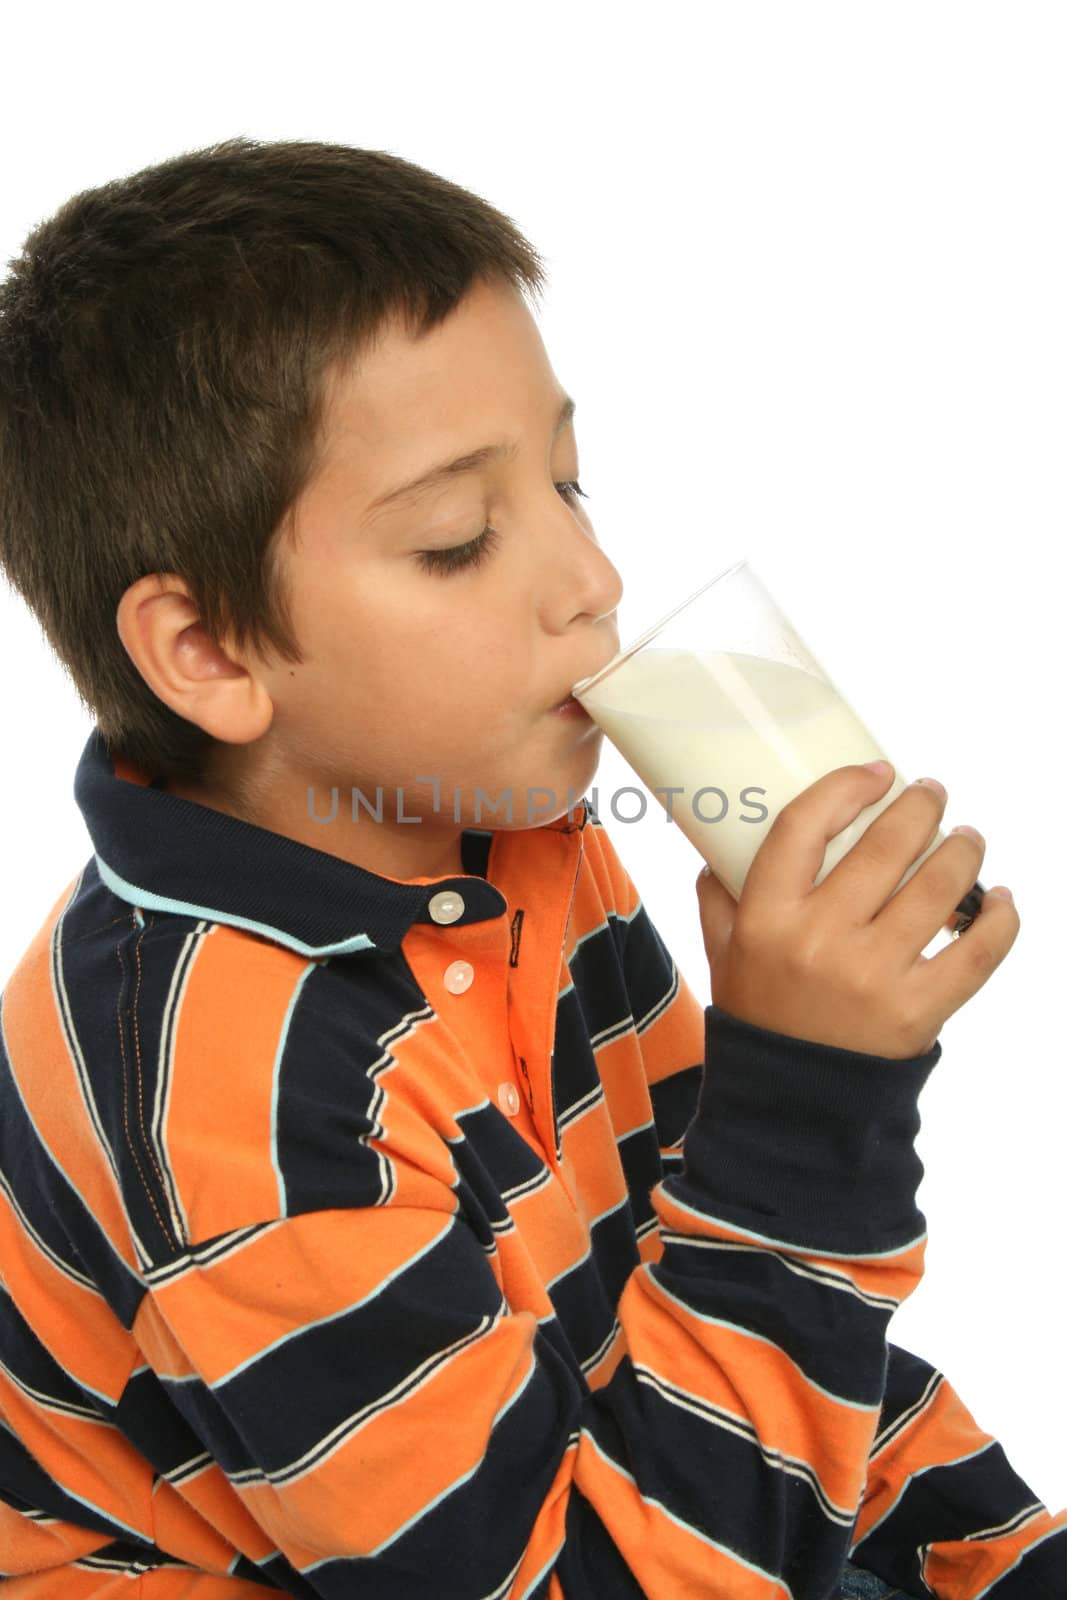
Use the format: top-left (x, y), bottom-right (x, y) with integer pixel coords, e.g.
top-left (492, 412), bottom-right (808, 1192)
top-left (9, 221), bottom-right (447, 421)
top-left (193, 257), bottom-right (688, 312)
top-left (415, 480), bottom-right (589, 576)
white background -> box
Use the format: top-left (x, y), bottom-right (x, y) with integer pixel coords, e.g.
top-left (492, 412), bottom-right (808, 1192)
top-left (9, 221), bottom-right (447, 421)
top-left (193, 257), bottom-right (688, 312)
top-left (1, 1), bottom-right (1064, 1513)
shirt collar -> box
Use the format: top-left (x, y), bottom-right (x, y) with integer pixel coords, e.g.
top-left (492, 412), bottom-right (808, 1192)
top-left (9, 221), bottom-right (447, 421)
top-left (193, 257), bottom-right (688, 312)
top-left (73, 727), bottom-right (592, 960)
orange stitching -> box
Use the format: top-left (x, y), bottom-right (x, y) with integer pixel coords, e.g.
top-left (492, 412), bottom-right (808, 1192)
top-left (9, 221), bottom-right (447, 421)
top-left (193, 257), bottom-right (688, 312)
top-left (131, 920), bottom-right (176, 1235)
top-left (113, 933), bottom-right (177, 1252)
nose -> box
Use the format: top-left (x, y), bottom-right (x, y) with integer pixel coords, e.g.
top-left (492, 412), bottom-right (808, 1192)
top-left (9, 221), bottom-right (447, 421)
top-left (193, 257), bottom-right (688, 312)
top-left (569, 542), bottom-right (623, 632)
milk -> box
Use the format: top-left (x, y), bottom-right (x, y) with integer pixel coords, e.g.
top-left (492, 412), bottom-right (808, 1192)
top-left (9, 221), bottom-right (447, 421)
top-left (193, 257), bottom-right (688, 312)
top-left (576, 646), bottom-right (946, 901)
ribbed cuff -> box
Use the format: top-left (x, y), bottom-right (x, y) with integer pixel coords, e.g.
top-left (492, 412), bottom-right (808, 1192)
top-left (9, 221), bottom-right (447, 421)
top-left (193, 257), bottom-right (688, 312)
top-left (668, 1004), bottom-right (942, 1257)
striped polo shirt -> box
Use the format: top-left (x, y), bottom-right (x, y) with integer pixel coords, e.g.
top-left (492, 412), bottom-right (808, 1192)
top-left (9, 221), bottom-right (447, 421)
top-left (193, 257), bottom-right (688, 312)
top-left (1, 727), bottom-right (1064, 1598)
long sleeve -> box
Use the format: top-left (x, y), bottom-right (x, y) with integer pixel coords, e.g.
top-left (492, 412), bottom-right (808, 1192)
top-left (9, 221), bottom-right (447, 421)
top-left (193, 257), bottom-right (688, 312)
top-left (129, 994), bottom-right (942, 1598)
top-left (595, 823), bottom-right (1067, 1600)
top-left (849, 1341), bottom-right (1067, 1596)
top-left (0, 797), bottom-right (950, 1597)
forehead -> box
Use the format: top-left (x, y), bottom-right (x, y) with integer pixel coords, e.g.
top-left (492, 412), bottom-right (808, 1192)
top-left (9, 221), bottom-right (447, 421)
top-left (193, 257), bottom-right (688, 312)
top-left (316, 279), bottom-right (554, 459)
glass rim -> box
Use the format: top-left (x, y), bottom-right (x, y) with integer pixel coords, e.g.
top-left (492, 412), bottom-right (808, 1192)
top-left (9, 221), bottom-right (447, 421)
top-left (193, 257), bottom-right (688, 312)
top-left (571, 557), bottom-right (750, 699)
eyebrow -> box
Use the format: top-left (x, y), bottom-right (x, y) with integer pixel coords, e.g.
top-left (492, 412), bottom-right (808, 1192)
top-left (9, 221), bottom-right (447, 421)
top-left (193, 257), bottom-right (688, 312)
top-left (363, 392), bottom-right (577, 520)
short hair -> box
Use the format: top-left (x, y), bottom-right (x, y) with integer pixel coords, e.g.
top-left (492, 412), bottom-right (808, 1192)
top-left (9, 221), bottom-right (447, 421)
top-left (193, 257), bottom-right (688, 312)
top-left (0, 137), bottom-right (547, 782)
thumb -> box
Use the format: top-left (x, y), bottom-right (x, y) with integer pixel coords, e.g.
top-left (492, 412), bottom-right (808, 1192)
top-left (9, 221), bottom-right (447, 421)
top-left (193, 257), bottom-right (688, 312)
top-left (695, 864), bottom-right (737, 970)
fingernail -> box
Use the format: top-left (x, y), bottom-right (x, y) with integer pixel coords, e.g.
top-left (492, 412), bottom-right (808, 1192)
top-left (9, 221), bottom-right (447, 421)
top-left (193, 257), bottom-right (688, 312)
top-left (986, 885), bottom-right (1014, 902)
top-left (949, 825), bottom-right (983, 843)
top-left (911, 776), bottom-right (947, 797)
top-left (863, 760), bottom-right (891, 775)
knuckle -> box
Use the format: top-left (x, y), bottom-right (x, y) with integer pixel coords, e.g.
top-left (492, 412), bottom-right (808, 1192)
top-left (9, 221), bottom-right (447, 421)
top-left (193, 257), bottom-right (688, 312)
top-left (960, 931), bottom-right (1001, 980)
top-left (858, 826), bottom-right (900, 871)
top-left (918, 859), bottom-right (957, 904)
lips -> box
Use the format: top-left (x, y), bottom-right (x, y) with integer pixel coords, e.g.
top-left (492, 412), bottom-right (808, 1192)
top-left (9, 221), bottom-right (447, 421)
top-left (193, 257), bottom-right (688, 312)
top-left (555, 657), bottom-right (616, 711)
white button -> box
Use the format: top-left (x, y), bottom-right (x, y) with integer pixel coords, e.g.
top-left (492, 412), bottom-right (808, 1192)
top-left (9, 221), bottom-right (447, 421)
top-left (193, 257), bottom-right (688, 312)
top-left (497, 1082), bottom-right (521, 1116)
top-left (428, 890), bottom-right (465, 925)
top-left (443, 960), bottom-right (474, 995)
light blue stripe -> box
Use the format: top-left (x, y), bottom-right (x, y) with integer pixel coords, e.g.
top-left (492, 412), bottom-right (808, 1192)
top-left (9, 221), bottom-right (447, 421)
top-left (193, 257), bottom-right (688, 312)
top-left (518, 1547), bottom-right (562, 1600)
top-left (270, 962), bottom-right (320, 1216)
top-left (579, 1428), bottom-right (796, 1597)
top-left (163, 1217), bottom-right (455, 1390)
top-left (617, 1118), bottom-right (655, 1142)
top-left (295, 1358), bottom-right (540, 1574)
top-left (53, 1482), bottom-right (148, 1544)
top-left (0, 1012), bottom-right (142, 1286)
top-left (661, 1185), bottom-right (927, 1262)
top-left (852, 1440), bottom-right (997, 1547)
top-left (646, 1271), bottom-right (881, 1413)
top-left (94, 852), bottom-right (376, 957)
top-left (970, 1522), bottom-right (1067, 1599)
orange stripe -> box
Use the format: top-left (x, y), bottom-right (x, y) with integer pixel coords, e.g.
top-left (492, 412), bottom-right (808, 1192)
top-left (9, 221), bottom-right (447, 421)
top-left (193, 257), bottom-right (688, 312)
top-left (234, 1315), bottom-right (538, 1561)
top-left (652, 1186), bottom-right (926, 1302)
top-left (146, 1473), bottom-right (243, 1575)
top-left (560, 1096), bottom-right (628, 1230)
top-left (584, 1321), bottom-right (628, 1392)
top-left (922, 1508), bottom-right (1067, 1599)
top-left (595, 1034), bottom-right (658, 1140)
top-left (504, 1440), bottom-right (573, 1596)
top-left (575, 821), bottom-right (640, 925)
top-left (853, 1376), bottom-right (996, 1544)
top-left (0, 1576), bottom-right (281, 1599)
top-left (153, 1464), bottom-right (277, 1568)
top-left (2, 918), bottom-right (142, 1270)
top-left (0, 1498), bottom-right (105, 1569)
top-left (574, 1431), bottom-right (788, 1596)
top-left (0, 1183), bottom-right (133, 1401)
top-left (622, 1268), bottom-right (873, 1511)
top-left (137, 1207), bottom-right (454, 1385)
top-left (636, 975), bottom-right (706, 1091)
top-left (161, 930), bottom-right (309, 1239)
top-left (507, 1162), bottom-right (592, 1287)
top-left (0, 1368), bottom-right (150, 1540)
top-left (493, 1230), bottom-right (559, 1320)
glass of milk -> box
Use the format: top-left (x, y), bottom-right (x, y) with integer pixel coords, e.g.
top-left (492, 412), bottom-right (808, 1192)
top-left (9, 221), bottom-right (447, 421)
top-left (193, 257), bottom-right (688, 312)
top-left (570, 560), bottom-right (985, 934)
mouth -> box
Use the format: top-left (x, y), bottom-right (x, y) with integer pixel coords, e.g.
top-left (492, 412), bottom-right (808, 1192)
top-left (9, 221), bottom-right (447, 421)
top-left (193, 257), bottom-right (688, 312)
top-left (555, 647), bottom-right (619, 714)
top-left (554, 695), bottom-right (593, 719)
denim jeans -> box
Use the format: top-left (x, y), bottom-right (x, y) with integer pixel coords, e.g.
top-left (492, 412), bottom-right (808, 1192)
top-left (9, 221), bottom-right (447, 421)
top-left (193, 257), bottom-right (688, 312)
top-left (837, 1558), bottom-right (920, 1597)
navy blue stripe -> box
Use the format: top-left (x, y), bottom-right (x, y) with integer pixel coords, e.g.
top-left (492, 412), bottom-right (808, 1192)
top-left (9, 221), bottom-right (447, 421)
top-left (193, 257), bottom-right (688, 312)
top-left (115, 1365), bottom-right (221, 1481)
top-left (615, 901), bottom-right (679, 1022)
top-left (648, 1062), bottom-right (702, 1147)
top-left (158, 1223), bottom-right (505, 1478)
top-left (451, 1107), bottom-right (548, 1242)
top-left (585, 1359), bottom-right (851, 1596)
top-left (557, 1483), bottom-right (648, 1599)
top-left (851, 1443), bottom-right (1049, 1596)
top-left (274, 958), bottom-right (429, 1218)
top-left (268, 1346), bottom-right (581, 1598)
top-left (615, 1123), bottom-right (663, 1233)
top-left (0, 1037), bottom-right (145, 1326)
top-left (651, 1241), bottom-right (893, 1407)
top-left (0, 1418), bottom-right (148, 1547)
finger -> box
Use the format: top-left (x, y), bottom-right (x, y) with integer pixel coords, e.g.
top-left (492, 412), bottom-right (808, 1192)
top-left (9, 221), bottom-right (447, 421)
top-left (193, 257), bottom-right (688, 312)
top-left (911, 887), bottom-right (1020, 1006)
top-left (695, 864), bottom-right (737, 969)
top-left (816, 777), bottom-right (947, 922)
top-left (869, 830), bottom-right (986, 959)
top-left (743, 762), bottom-right (897, 908)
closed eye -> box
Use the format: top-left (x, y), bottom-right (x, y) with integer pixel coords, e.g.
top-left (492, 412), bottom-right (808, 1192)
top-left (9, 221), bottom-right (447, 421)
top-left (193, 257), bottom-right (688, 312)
top-left (415, 480), bottom-right (589, 577)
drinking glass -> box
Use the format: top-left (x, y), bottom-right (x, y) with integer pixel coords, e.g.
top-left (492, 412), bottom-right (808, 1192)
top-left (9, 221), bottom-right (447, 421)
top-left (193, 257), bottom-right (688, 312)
top-left (571, 560), bottom-right (985, 934)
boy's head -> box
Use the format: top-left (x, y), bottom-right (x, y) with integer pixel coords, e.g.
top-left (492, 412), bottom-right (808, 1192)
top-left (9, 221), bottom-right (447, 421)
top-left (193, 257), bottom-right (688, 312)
top-left (0, 137), bottom-right (622, 879)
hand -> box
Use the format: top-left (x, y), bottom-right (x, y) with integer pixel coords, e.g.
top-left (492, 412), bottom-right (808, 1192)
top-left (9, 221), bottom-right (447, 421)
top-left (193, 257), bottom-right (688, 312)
top-left (695, 763), bottom-right (1020, 1059)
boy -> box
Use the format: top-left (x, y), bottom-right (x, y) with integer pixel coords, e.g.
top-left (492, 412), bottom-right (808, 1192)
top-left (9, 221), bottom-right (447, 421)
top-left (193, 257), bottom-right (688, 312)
top-left (0, 136), bottom-right (1062, 1598)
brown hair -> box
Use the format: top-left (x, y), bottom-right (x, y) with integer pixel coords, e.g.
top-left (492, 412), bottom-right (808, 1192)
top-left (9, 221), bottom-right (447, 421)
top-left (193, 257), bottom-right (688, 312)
top-left (0, 137), bottom-right (546, 782)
